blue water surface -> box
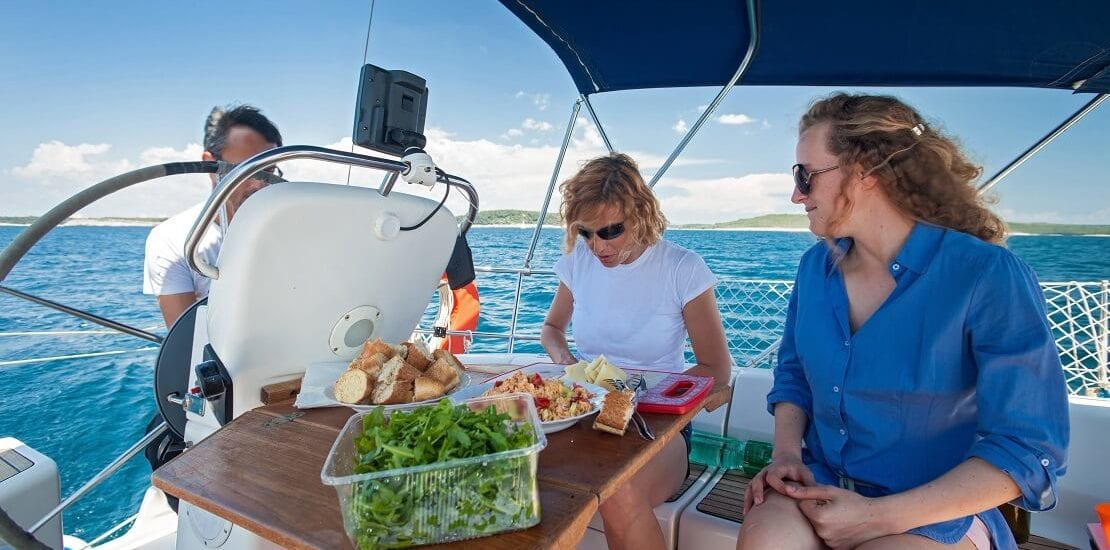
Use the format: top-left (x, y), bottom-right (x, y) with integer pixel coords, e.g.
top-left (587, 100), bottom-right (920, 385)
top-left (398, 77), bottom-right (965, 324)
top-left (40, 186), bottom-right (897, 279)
top-left (0, 224), bottom-right (1107, 538)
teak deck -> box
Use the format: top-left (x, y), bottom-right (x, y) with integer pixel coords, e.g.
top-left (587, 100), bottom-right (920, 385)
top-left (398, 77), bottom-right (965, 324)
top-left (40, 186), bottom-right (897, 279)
top-left (152, 372), bottom-right (730, 549)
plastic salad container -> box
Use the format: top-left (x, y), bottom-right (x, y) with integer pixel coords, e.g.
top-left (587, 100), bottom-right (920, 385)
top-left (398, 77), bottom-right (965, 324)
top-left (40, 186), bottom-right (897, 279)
top-left (320, 394), bottom-right (547, 549)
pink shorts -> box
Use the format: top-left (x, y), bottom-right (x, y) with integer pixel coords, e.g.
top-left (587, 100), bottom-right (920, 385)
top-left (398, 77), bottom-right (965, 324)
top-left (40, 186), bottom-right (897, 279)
top-left (965, 516), bottom-right (991, 550)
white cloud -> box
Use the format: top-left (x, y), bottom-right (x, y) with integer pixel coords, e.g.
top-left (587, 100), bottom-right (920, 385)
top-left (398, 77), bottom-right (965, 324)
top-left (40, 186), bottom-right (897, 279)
top-left (1, 130), bottom-right (759, 224)
top-left (673, 119), bottom-right (688, 134)
top-left (514, 91), bottom-right (551, 111)
top-left (533, 93), bottom-right (550, 111)
top-left (4, 141), bottom-right (210, 217)
top-left (717, 113), bottom-right (757, 126)
top-left (12, 141), bottom-right (117, 178)
top-left (697, 104), bottom-right (709, 112)
top-left (502, 118), bottom-right (555, 140)
top-left (522, 118), bottom-right (553, 132)
top-left (655, 173), bottom-right (797, 225)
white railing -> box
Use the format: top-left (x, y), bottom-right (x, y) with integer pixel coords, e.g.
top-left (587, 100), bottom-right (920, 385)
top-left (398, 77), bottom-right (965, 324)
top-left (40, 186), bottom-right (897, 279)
top-left (1040, 281), bottom-right (1110, 396)
top-left (714, 279), bottom-right (1110, 397)
top-left (425, 276), bottom-right (1110, 398)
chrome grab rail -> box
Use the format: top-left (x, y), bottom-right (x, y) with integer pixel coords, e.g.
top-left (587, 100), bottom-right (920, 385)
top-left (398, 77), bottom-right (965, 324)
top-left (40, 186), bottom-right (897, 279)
top-left (29, 422), bottom-right (169, 534)
top-left (647, 0), bottom-right (761, 189)
top-left (184, 145), bottom-right (480, 280)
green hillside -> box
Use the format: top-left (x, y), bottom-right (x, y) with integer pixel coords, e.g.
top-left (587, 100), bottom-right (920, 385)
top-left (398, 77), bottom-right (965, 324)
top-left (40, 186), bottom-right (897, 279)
top-left (0, 216), bottom-right (37, 225)
top-left (459, 209), bottom-right (562, 226)
top-left (677, 214), bottom-right (811, 229)
top-left (678, 214), bottom-right (1110, 235)
top-left (1007, 222), bottom-right (1110, 235)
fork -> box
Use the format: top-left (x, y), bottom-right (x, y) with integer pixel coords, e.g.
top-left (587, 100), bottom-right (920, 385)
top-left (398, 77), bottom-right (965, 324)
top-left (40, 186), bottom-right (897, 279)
top-left (631, 374), bottom-right (655, 440)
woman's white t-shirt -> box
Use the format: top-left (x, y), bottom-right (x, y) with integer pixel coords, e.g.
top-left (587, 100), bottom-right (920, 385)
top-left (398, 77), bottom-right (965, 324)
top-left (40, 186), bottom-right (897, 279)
top-left (553, 239), bottom-right (717, 372)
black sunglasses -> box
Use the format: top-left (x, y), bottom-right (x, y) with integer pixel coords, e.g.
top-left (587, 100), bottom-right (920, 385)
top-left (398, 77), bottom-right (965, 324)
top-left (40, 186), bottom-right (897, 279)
top-left (792, 163), bottom-right (839, 195)
top-left (216, 160), bottom-right (285, 184)
top-left (577, 221), bottom-right (625, 241)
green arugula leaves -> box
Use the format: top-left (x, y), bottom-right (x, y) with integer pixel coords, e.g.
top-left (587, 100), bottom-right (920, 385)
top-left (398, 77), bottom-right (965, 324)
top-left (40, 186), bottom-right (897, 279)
top-left (347, 399), bottom-right (540, 548)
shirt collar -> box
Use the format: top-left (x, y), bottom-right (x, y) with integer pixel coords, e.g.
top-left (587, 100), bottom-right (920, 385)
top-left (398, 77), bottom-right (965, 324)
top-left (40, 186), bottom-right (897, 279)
top-left (822, 221), bottom-right (944, 277)
top-left (894, 221), bottom-right (945, 274)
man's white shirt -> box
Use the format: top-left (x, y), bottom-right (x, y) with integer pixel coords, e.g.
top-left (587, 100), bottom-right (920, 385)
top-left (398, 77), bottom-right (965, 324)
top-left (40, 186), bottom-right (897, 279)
top-left (143, 202), bottom-right (223, 298)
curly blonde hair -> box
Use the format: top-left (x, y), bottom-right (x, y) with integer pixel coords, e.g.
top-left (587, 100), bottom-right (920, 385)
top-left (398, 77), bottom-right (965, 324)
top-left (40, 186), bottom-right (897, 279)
top-left (559, 153), bottom-right (668, 253)
top-left (800, 93), bottom-right (1006, 243)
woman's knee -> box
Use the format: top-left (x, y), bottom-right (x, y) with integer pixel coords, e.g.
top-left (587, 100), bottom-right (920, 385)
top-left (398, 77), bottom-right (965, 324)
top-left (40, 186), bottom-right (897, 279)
top-left (736, 491), bottom-right (822, 550)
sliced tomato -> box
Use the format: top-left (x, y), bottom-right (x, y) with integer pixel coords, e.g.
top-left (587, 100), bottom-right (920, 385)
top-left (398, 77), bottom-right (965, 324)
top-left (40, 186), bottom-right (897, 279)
top-left (534, 396), bottom-right (551, 409)
top-left (530, 373), bottom-right (544, 388)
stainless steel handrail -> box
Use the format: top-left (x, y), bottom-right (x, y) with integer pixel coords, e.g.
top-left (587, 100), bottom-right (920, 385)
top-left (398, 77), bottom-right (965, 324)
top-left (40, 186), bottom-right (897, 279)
top-left (475, 266), bottom-right (555, 275)
top-left (29, 422), bottom-right (169, 534)
top-left (0, 285), bottom-right (163, 344)
top-left (978, 93), bottom-right (1108, 194)
top-left (185, 145), bottom-right (480, 280)
top-left (647, 0), bottom-right (761, 189)
top-left (506, 100), bottom-right (583, 352)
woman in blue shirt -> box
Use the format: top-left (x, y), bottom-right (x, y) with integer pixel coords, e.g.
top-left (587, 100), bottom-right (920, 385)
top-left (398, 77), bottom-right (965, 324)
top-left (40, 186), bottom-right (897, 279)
top-left (737, 94), bottom-right (1068, 550)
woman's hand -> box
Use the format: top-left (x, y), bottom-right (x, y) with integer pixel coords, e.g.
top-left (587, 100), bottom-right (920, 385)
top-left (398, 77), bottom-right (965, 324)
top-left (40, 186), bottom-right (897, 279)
top-left (549, 350), bottom-right (578, 364)
top-left (541, 284), bottom-right (577, 364)
top-left (787, 484), bottom-right (895, 550)
top-left (743, 454), bottom-right (816, 515)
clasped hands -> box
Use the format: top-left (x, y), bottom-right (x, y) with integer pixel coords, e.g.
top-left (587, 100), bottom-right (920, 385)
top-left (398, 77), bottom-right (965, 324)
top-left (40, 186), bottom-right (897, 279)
top-left (744, 455), bottom-right (898, 550)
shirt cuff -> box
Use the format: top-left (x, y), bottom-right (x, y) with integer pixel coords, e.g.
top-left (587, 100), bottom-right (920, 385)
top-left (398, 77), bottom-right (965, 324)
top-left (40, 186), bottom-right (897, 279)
top-left (766, 389), bottom-right (812, 419)
top-left (968, 438), bottom-right (1059, 511)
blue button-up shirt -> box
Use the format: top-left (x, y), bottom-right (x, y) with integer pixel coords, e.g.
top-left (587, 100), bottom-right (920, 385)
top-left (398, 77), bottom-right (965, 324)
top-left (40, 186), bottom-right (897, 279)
top-left (767, 222), bottom-right (1069, 548)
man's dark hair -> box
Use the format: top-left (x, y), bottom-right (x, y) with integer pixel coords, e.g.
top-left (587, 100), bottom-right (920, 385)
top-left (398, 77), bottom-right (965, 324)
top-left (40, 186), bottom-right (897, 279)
top-left (203, 104), bottom-right (283, 159)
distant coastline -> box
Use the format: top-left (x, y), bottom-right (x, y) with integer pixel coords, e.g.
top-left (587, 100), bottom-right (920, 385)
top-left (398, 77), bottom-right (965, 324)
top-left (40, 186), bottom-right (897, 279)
top-left (457, 211), bottom-right (1110, 236)
top-left (5, 211), bottom-right (1110, 235)
top-left (0, 217), bottom-right (164, 227)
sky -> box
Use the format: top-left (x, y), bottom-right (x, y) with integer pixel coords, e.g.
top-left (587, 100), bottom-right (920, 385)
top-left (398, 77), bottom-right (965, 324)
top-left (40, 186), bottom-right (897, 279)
top-left (2, 0), bottom-right (1109, 225)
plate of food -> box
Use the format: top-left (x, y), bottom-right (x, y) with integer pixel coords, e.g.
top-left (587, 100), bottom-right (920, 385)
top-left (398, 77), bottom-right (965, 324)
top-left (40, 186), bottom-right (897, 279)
top-left (299, 338), bottom-right (470, 410)
top-left (450, 369), bottom-right (606, 433)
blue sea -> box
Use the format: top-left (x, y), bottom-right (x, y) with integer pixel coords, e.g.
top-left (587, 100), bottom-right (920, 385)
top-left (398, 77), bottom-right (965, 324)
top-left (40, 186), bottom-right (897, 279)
top-left (1, 225), bottom-right (1108, 539)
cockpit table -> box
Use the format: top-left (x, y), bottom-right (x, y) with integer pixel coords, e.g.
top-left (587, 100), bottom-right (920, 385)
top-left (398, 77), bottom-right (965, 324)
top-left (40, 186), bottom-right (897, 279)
top-left (152, 372), bottom-right (730, 549)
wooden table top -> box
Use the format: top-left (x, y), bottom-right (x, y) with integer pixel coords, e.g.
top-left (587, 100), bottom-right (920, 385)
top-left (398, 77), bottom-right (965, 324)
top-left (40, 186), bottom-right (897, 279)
top-left (152, 373), bottom-right (730, 549)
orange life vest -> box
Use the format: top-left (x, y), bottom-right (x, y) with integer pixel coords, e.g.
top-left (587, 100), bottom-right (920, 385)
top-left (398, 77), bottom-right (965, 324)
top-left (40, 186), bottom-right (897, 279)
top-left (440, 279), bottom-right (480, 353)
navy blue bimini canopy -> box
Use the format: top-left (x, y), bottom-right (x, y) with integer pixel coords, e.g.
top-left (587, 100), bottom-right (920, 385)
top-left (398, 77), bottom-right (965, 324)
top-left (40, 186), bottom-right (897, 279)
top-left (498, 0), bottom-right (1110, 94)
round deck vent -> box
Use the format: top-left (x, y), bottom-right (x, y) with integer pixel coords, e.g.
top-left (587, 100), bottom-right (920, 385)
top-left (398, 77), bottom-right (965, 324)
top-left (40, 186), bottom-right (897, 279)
top-left (329, 305), bottom-right (383, 358)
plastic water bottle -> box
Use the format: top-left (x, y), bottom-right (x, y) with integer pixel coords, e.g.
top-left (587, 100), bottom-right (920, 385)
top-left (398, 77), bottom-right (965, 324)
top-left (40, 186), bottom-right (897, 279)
top-left (740, 440), bottom-right (773, 476)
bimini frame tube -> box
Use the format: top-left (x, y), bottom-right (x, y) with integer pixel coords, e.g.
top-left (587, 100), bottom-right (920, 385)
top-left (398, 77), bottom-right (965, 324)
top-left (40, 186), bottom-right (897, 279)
top-left (977, 92), bottom-right (1108, 195)
top-left (185, 145), bottom-right (480, 280)
top-left (647, 0), bottom-right (761, 189)
top-left (580, 94), bottom-right (614, 153)
top-left (509, 99), bottom-right (583, 352)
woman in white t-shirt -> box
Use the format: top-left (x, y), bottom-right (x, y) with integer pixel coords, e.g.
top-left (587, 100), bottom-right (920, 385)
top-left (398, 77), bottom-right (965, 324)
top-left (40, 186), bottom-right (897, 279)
top-left (541, 153), bottom-right (731, 550)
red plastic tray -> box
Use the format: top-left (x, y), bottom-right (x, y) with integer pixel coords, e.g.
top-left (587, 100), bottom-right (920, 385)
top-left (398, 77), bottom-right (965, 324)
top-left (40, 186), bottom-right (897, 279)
top-left (635, 373), bottom-right (714, 414)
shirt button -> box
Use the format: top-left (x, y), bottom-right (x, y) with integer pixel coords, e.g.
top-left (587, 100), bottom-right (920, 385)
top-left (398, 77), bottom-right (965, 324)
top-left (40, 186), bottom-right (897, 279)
top-left (839, 428), bottom-right (846, 435)
top-left (833, 386), bottom-right (840, 393)
top-left (892, 263), bottom-right (901, 271)
top-left (843, 340), bottom-right (850, 347)
top-left (1041, 458), bottom-right (1050, 467)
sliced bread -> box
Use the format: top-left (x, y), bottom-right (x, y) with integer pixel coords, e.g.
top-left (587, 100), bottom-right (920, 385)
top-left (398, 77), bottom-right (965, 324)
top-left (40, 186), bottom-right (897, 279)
top-left (349, 352), bottom-right (387, 379)
top-left (334, 369), bottom-right (374, 404)
top-left (425, 357), bottom-right (461, 392)
top-left (360, 337), bottom-right (395, 360)
top-left (593, 389), bottom-right (635, 436)
top-left (371, 378), bottom-right (414, 405)
top-left (402, 341), bottom-right (432, 371)
top-left (413, 376), bottom-right (447, 401)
